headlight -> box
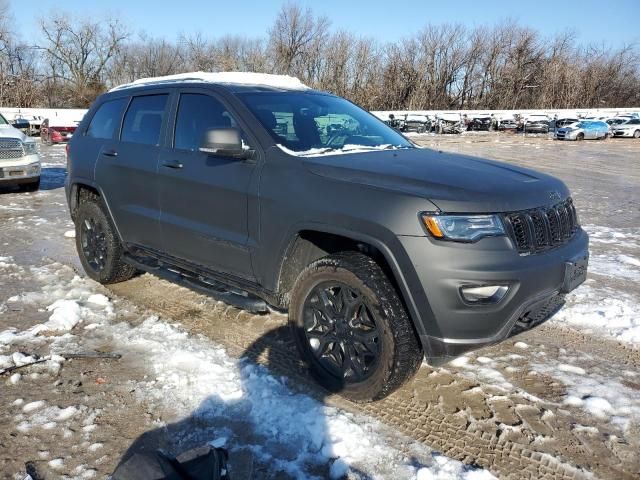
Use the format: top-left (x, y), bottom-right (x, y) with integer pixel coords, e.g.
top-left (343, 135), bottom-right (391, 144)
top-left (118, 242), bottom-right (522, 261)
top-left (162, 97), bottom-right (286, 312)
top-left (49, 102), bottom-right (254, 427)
top-left (22, 142), bottom-right (38, 155)
top-left (421, 214), bottom-right (505, 242)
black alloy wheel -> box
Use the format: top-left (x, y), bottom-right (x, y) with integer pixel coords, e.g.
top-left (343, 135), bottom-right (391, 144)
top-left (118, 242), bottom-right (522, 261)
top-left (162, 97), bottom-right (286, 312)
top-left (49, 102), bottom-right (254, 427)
top-left (302, 281), bottom-right (381, 382)
top-left (74, 196), bottom-right (137, 284)
top-left (80, 216), bottom-right (108, 273)
top-left (289, 252), bottom-right (423, 402)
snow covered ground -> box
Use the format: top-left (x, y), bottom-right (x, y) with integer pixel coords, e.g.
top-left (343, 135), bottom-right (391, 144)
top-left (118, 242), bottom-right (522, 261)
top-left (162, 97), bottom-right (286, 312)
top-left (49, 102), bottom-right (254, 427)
top-left (1, 258), bottom-right (493, 479)
top-left (552, 224), bottom-right (640, 345)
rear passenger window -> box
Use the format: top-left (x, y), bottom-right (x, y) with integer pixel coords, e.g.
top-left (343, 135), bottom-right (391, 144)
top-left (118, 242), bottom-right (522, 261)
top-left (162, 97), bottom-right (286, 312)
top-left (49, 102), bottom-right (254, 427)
top-left (121, 94), bottom-right (168, 146)
top-left (174, 93), bottom-right (240, 151)
top-left (86, 98), bottom-right (127, 139)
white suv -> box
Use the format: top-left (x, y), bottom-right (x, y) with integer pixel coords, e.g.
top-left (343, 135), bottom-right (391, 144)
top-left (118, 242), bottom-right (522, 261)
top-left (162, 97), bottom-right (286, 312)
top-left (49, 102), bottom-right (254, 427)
top-left (0, 113), bottom-right (41, 191)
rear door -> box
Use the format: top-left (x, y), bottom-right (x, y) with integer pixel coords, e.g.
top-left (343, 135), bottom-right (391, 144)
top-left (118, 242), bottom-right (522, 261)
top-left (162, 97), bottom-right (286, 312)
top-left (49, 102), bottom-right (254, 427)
top-left (94, 92), bottom-right (170, 250)
top-left (157, 89), bottom-right (258, 280)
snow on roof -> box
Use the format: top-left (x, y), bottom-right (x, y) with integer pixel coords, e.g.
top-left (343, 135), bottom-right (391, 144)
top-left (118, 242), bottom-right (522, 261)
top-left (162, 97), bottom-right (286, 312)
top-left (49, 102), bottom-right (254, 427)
top-left (406, 113), bottom-right (430, 120)
top-left (438, 113), bottom-right (461, 121)
top-left (110, 71), bottom-right (310, 92)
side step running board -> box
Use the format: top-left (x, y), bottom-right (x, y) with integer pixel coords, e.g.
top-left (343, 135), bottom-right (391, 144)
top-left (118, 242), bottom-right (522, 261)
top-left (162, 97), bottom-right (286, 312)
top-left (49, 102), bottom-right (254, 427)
top-left (123, 254), bottom-right (269, 314)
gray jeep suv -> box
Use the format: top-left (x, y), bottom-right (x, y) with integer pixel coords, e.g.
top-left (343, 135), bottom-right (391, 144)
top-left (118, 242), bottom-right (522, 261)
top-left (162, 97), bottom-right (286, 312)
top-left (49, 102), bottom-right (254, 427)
top-left (65, 73), bottom-right (589, 401)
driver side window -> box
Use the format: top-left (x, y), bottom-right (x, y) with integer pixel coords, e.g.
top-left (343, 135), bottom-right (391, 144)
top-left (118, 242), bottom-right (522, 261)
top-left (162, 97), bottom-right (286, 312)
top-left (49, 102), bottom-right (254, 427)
top-left (174, 93), bottom-right (242, 151)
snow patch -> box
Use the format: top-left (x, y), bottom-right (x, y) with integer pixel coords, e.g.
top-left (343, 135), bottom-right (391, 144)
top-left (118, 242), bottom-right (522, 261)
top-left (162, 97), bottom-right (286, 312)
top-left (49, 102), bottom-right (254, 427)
top-left (558, 364), bottom-right (586, 375)
top-left (109, 317), bottom-right (494, 479)
top-left (554, 284), bottom-right (640, 345)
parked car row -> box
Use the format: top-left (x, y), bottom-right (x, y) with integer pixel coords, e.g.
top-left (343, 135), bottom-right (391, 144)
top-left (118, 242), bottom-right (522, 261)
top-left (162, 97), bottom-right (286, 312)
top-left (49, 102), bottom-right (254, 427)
top-left (4, 114), bottom-right (78, 143)
top-left (554, 116), bottom-right (640, 141)
top-left (383, 111), bottom-right (640, 140)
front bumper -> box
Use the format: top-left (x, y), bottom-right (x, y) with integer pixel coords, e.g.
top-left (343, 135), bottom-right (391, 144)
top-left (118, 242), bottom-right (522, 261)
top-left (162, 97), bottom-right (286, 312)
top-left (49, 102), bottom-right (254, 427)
top-left (0, 155), bottom-right (41, 184)
top-left (398, 228), bottom-right (589, 364)
top-left (555, 132), bottom-right (577, 140)
top-left (613, 130), bottom-right (634, 137)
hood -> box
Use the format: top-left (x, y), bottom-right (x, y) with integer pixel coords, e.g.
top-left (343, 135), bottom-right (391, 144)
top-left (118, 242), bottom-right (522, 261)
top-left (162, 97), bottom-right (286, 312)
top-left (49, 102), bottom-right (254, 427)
top-left (303, 148), bottom-right (569, 213)
top-left (0, 124), bottom-right (29, 142)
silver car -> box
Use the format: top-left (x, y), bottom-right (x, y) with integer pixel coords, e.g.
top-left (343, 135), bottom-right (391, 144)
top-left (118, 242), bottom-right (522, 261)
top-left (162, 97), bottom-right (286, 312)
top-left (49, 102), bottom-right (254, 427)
top-left (555, 120), bottom-right (609, 141)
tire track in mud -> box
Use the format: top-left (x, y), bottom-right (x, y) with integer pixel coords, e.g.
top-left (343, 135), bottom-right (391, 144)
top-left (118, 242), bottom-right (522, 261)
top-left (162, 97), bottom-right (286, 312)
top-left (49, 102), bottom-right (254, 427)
top-left (109, 274), bottom-right (640, 480)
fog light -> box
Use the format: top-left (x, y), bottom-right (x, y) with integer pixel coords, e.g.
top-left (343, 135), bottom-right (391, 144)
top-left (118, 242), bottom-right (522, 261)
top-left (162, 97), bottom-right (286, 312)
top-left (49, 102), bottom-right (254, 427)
top-left (460, 285), bottom-right (508, 304)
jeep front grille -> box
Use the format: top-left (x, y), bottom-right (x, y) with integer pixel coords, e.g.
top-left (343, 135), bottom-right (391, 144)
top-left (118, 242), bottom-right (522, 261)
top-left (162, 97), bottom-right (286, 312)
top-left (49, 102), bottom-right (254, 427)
top-left (0, 139), bottom-right (24, 159)
top-left (503, 198), bottom-right (579, 254)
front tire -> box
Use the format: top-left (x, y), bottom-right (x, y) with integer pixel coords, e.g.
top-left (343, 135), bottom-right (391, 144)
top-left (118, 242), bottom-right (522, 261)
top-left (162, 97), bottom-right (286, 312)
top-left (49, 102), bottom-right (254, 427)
top-left (576, 133), bottom-right (584, 141)
top-left (75, 197), bottom-right (137, 284)
top-left (634, 130), bottom-right (640, 139)
top-left (289, 252), bottom-right (423, 402)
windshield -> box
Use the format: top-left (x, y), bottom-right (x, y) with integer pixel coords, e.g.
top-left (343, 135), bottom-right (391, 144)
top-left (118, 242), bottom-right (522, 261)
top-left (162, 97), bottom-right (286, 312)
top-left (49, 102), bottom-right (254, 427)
top-left (238, 91), bottom-right (413, 154)
top-left (0, 113), bottom-right (8, 125)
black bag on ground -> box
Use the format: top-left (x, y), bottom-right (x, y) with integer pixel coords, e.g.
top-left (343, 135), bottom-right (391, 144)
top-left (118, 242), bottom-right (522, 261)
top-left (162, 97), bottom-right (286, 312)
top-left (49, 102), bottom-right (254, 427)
top-left (111, 444), bottom-right (229, 480)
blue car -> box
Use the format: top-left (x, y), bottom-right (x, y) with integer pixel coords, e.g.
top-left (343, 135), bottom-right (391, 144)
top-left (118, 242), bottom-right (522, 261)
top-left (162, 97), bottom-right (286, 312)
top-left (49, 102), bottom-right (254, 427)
top-left (555, 120), bottom-right (610, 140)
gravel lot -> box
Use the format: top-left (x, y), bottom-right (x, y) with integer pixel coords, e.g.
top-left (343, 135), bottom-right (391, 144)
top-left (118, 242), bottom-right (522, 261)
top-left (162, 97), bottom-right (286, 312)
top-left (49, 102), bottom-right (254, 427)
top-left (1, 133), bottom-right (639, 479)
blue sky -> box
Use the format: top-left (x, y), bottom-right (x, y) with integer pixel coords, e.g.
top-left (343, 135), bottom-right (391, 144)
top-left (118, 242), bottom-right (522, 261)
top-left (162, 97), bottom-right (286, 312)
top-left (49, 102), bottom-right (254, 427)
top-left (8, 0), bottom-right (640, 48)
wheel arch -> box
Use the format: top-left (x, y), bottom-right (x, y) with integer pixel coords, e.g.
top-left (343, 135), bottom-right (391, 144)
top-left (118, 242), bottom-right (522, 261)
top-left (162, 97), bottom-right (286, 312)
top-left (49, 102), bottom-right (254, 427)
top-left (68, 181), bottom-right (124, 243)
top-left (274, 225), bottom-right (435, 357)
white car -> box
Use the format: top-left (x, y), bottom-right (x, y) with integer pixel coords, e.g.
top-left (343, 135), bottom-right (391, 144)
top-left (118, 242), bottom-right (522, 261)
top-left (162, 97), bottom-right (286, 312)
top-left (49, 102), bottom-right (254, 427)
top-left (611, 118), bottom-right (640, 138)
top-left (0, 112), bottom-right (41, 191)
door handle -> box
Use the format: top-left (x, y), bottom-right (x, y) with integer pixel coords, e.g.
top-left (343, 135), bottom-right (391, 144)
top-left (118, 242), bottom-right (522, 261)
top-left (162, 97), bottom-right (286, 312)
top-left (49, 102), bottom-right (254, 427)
top-left (161, 160), bottom-right (183, 169)
top-left (102, 149), bottom-right (118, 157)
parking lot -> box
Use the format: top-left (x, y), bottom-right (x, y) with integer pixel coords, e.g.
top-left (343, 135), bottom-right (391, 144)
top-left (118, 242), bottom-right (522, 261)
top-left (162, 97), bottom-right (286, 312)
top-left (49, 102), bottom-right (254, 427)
top-left (1, 133), bottom-right (639, 479)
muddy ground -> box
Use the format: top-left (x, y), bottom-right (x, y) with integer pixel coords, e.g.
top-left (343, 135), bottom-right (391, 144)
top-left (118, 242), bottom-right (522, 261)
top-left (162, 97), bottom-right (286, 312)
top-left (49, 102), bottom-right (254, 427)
top-left (1, 133), bottom-right (639, 479)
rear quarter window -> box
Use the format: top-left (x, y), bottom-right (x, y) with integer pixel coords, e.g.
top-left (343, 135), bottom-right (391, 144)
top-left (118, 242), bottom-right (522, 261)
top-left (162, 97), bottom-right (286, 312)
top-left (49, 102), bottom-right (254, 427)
top-left (86, 98), bottom-right (127, 139)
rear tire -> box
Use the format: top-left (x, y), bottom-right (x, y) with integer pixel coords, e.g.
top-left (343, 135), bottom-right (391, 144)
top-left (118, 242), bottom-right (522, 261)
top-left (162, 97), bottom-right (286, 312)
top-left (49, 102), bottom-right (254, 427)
top-left (576, 133), bottom-right (584, 141)
top-left (634, 130), bottom-right (640, 139)
top-left (289, 252), bottom-right (423, 402)
top-left (74, 196), bottom-right (137, 284)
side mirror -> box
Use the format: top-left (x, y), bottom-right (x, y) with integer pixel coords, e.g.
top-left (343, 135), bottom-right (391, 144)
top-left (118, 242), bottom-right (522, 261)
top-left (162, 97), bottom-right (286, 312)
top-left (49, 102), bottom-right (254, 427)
top-left (199, 128), bottom-right (252, 159)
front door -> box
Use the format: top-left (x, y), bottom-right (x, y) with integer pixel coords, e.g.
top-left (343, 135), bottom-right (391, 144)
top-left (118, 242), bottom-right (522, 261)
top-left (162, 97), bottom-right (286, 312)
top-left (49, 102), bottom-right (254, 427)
top-left (157, 90), bottom-right (257, 280)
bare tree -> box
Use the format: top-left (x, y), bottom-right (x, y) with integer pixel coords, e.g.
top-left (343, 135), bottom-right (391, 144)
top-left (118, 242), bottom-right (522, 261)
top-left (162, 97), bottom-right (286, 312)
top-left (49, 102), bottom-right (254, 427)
top-left (38, 14), bottom-right (129, 106)
top-left (1, 2), bottom-right (638, 111)
top-left (268, 2), bottom-right (330, 80)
